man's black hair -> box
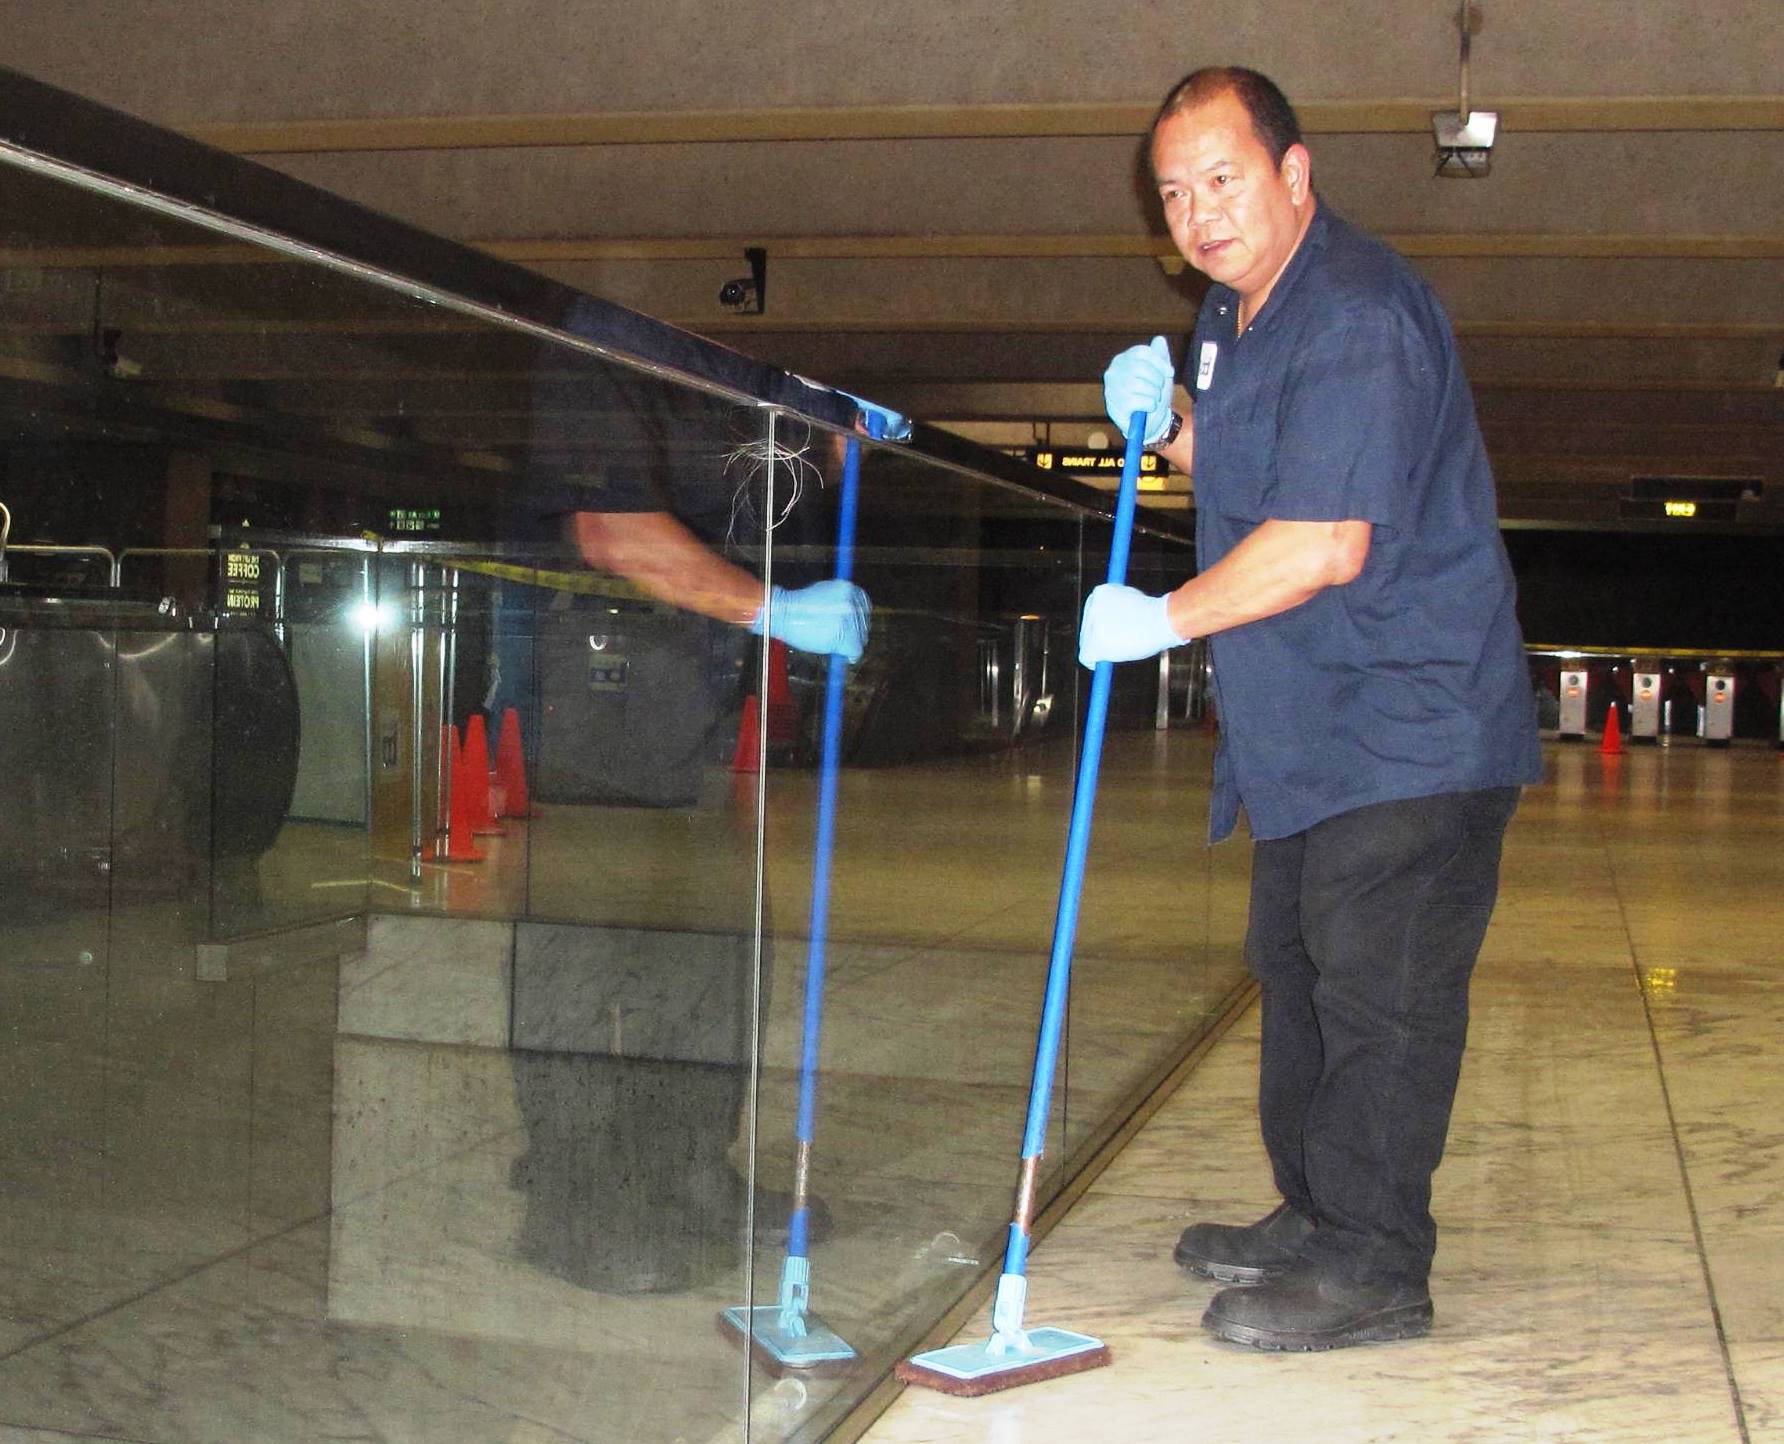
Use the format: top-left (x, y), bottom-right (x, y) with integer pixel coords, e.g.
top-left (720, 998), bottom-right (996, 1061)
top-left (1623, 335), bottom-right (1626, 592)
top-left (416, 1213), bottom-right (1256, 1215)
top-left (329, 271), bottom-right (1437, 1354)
top-left (1152, 67), bottom-right (1304, 165)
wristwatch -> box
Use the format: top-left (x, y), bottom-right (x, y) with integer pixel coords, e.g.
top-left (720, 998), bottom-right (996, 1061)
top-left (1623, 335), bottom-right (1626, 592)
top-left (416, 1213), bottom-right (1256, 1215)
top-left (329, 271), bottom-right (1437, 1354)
top-left (1151, 411), bottom-right (1183, 451)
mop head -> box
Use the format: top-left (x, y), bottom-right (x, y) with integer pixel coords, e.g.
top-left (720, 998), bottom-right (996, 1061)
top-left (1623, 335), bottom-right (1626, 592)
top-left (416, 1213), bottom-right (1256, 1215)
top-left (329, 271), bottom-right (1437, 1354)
top-left (896, 1327), bottom-right (1111, 1397)
top-left (719, 1305), bottom-right (858, 1377)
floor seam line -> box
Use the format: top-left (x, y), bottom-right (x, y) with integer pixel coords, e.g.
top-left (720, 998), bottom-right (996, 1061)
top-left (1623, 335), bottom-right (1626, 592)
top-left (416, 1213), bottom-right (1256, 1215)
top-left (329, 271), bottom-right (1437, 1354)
top-left (1600, 810), bottom-right (1754, 1444)
top-left (0, 1207), bottom-right (331, 1369)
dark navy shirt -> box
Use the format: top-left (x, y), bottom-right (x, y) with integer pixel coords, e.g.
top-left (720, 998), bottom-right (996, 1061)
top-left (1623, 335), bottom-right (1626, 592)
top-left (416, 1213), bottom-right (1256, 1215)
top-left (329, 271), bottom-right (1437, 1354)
top-left (1187, 203), bottom-right (1542, 843)
top-left (529, 294), bottom-right (858, 553)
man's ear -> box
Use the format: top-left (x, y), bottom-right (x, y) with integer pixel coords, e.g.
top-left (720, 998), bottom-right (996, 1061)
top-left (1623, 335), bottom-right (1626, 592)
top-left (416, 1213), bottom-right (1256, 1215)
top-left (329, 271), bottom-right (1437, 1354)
top-left (1281, 143), bottom-right (1313, 205)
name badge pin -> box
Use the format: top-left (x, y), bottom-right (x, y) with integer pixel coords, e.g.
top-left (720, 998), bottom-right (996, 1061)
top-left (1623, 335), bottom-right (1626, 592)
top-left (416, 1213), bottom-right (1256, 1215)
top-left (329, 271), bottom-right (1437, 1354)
top-left (1196, 342), bottom-right (1219, 391)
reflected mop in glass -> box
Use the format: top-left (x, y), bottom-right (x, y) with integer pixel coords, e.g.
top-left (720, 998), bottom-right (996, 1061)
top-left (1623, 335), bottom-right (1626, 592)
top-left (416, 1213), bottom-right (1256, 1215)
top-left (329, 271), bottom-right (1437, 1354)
top-left (720, 416), bottom-right (880, 1373)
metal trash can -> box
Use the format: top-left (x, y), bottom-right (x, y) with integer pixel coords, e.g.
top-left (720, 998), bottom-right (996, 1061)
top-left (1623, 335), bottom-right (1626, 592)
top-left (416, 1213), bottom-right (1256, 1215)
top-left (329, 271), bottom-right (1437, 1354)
top-left (1557, 667), bottom-right (1589, 741)
top-left (1702, 661), bottom-right (1736, 748)
top-left (1629, 659), bottom-right (1663, 745)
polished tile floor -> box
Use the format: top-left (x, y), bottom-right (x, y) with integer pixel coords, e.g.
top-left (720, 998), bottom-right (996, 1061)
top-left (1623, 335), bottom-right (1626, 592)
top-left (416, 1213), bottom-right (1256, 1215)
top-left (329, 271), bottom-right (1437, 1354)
top-left (862, 740), bottom-right (1784, 1444)
top-left (0, 731), bottom-right (1247, 1444)
top-left (3, 737), bottom-right (1779, 1444)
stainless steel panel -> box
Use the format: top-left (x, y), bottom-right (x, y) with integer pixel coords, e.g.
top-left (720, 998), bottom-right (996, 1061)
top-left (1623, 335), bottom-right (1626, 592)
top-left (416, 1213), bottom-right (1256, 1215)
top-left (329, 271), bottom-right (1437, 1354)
top-left (1558, 668), bottom-right (1589, 738)
top-left (1631, 670), bottom-right (1663, 740)
top-left (288, 621), bottom-right (370, 824)
top-left (1704, 670), bottom-right (1736, 744)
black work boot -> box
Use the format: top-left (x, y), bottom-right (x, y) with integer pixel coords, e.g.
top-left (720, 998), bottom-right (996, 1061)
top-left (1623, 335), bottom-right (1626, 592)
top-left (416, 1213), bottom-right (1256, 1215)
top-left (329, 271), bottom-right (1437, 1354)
top-left (1202, 1266), bottom-right (1433, 1351)
top-left (1173, 1201), bottom-right (1315, 1285)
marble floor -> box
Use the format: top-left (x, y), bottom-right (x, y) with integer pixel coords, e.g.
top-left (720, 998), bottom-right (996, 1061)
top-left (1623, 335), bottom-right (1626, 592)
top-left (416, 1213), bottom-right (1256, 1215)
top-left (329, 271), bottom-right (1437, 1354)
top-left (4, 736), bottom-right (1780, 1444)
top-left (861, 740), bottom-right (1784, 1444)
top-left (0, 731), bottom-right (1249, 1444)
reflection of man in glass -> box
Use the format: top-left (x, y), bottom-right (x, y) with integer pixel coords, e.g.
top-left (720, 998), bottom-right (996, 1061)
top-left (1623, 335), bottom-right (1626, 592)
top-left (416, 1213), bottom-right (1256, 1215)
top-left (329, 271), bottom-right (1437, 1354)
top-left (506, 299), bottom-right (868, 1294)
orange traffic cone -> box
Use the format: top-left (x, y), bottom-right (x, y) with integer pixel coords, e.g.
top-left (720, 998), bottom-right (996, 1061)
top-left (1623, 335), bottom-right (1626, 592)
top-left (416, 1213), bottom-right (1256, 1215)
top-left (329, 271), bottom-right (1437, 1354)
top-left (1600, 702), bottom-right (1625, 755)
top-left (495, 707), bottom-right (531, 818)
top-left (463, 713), bottom-right (505, 836)
top-left (428, 725), bottom-right (485, 863)
top-left (732, 694), bottom-right (763, 773)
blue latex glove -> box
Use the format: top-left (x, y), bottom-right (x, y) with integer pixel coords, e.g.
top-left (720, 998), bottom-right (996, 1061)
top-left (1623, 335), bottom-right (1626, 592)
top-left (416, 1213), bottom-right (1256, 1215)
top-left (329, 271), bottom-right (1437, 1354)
top-left (1102, 336), bottom-right (1176, 445)
top-left (752, 579), bottom-right (871, 661)
top-left (1078, 584), bottom-right (1186, 667)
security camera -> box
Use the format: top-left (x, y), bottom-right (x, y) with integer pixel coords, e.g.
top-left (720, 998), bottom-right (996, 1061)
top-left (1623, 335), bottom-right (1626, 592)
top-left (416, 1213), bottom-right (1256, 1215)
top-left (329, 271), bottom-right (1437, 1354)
top-left (1433, 3), bottom-right (1496, 178)
top-left (1432, 110), bottom-right (1498, 179)
top-left (719, 246), bottom-right (768, 314)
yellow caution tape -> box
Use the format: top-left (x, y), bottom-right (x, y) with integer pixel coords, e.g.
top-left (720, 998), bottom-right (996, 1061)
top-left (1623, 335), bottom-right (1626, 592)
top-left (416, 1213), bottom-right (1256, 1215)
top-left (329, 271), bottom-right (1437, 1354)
top-left (444, 557), bottom-right (657, 605)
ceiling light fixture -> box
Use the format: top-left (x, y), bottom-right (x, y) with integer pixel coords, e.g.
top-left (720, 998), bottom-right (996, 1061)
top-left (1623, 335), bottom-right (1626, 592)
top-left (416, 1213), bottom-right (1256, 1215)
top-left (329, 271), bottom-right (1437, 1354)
top-left (1432, 2), bottom-right (1498, 178)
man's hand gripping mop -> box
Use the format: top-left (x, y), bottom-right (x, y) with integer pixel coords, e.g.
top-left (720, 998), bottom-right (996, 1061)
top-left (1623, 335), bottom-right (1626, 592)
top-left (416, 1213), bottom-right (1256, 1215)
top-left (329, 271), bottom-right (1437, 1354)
top-left (895, 414), bottom-right (1150, 1396)
top-left (720, 417), bottom-right (880, 1374)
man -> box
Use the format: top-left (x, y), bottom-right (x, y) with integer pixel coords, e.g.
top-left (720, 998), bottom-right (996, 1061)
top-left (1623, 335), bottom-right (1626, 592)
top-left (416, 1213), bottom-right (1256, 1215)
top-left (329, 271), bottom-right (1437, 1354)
top-left (506, 301), bottom-right (868, 1293)
top-left (1080, 67), bottom-right (1542, 1350)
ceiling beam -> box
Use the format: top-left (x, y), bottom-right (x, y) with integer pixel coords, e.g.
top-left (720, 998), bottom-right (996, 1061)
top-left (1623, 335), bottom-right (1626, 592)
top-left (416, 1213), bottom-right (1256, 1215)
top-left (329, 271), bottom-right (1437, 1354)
top-left (0, 306), bottom-right (1770, 348)
top-left (508, 233), bottom-right (1784, 263)
top-left (183, 96), bottom-right (1784, 155)
top-left (691, 319), bottom-right (1781, 340)
top-left (878, 374), bottom-right (1784, 419)
top-left (12, 232), bottom-right (1778, 271)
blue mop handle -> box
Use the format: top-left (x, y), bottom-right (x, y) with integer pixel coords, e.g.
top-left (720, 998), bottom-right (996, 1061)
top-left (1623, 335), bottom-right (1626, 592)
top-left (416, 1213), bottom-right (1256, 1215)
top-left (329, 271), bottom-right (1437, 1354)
top-left (786, 417), bottom-right (875, 1258)
top-left (1001, 412), bottom-right (1145, 1274)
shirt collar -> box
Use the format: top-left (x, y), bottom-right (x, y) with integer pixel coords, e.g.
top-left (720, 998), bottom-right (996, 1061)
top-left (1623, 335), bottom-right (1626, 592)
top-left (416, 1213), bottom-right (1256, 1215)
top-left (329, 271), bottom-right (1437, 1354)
top-left (1230, 196), bottom-right (1329, 334)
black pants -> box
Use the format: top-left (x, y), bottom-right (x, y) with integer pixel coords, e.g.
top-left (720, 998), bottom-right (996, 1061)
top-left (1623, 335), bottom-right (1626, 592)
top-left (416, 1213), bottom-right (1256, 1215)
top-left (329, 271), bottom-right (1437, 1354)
top-left (1247, 787), bottom-right (1520, 1287)
top-left (511, 1052), bottom-right (749, 1288)
top-left (507, 910), bottom-right (764, 1290)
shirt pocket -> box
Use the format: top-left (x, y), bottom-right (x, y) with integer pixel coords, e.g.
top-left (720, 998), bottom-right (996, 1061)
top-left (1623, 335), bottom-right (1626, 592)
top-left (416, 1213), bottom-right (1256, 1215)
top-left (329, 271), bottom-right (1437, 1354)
top-left (1197, 409), bottom-right (1276, 522)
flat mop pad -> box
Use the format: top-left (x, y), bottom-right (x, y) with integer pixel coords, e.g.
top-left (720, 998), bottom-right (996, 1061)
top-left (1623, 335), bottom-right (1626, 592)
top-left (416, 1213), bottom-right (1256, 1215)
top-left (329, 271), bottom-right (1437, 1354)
top-left (895, 1328), bottom-right (1110, 1397)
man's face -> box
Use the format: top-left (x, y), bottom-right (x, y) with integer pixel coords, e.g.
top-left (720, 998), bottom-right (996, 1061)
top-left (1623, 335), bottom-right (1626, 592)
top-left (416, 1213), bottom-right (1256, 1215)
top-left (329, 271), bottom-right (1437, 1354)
top-left (1151, 90), bottom-right (1312, 303)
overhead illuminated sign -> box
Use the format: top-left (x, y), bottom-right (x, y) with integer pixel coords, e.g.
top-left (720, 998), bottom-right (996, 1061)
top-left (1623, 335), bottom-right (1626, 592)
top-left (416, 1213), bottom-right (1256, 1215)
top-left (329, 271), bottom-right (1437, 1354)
top-left (1026, 447), bottom-right (1170, 492)
top-left (387, 507), bottom-right (443, 534)
top-left (1622, 475), bottom-right (1754, 523)
top-left (1619, 497), bottom-right (1737, 522)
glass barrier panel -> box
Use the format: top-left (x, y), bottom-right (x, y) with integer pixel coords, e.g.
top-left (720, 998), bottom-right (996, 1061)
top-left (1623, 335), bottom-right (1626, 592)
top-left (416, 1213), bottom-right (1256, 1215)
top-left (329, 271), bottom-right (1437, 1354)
top-left (748, 439), bottom-right (1092, 1435)
top-left (1059, 537), bottom-right (1252, 1162)
top-left (331, 368), bottom-right (785, 1444)
top-left (2, 80), bottom-right (1249, 1444)
top-left (0, 146), bottom-right (783, 1444)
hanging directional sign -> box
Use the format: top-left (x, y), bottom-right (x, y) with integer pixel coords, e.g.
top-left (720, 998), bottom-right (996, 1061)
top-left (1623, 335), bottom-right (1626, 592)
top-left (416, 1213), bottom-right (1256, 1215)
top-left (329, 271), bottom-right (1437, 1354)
top-left (1025, 447), bottom-right (1170, 492)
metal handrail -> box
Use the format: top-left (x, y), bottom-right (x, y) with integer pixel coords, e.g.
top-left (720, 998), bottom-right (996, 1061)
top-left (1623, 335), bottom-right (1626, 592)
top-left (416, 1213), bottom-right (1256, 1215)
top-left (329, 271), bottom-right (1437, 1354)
top-left (0, 65), bottom-right (1192, 547)
top-left (0, 543), bottom-right (120, 586)
top-left (1528, 645), bottom-right (1784, 663)
top-left (117, 545), bottom-right (287, 638)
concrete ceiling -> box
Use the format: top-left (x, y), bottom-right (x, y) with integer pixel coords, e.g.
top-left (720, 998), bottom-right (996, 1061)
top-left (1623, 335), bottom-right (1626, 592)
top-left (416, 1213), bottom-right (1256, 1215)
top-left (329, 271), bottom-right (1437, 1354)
top-left (4, 1), bottom-right (1780, 525)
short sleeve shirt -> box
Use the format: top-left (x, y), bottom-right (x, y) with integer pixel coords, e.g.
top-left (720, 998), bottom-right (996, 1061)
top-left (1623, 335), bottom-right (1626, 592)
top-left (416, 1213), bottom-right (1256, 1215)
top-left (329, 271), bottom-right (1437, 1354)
top-left (525, 295), bottom-right (857, 554)
top-left (1188, 204), bottom-right (1542, 843)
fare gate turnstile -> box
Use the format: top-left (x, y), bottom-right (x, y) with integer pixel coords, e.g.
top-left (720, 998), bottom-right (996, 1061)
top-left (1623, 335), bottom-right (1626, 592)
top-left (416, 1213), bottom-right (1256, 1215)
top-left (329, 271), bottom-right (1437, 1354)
top-left (1534, 648), bottom-right (1784, 747)
top-left (1630, 662), bottom-right (1663, 745)
top-left (1557, 668), bottom-right (1589, 741)
top-left (1702, 663), bottom-right (1736, 748)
